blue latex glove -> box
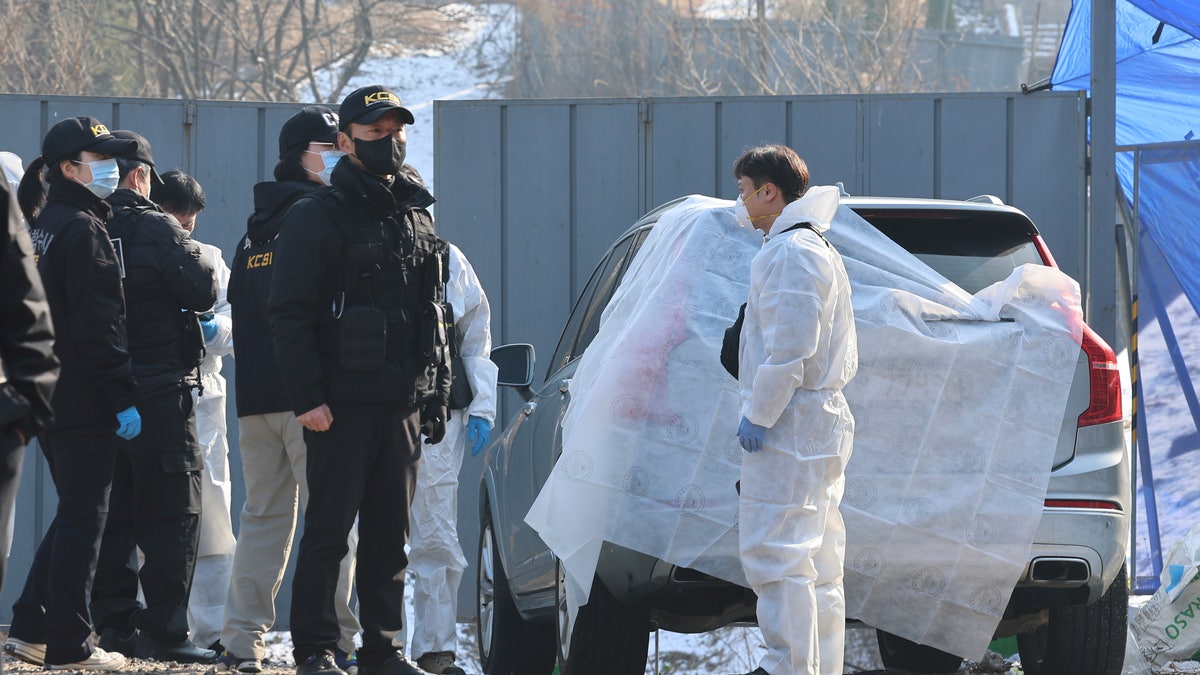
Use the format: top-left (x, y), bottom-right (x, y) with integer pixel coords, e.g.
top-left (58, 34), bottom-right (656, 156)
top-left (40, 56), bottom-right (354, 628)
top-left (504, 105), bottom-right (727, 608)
top-left (116, 406), bottom-right (142, 440)
top-left (468, 415), bottom-right (492, 456)
top-left (737, 416), bottom-right (766, 453)
top-left (200, 313), bottom-right (218, 341)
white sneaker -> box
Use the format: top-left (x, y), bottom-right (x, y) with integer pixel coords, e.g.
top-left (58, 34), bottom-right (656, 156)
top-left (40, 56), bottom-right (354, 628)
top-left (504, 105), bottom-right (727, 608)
top-left (45, 647), bottom-right (127, 671)
top-left (3, 637), bottom-right (46, 666)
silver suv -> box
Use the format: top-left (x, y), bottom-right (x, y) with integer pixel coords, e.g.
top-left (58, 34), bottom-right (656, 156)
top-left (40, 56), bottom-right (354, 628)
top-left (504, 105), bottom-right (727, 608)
top-left (476, 195), bottom-right (1129, 675)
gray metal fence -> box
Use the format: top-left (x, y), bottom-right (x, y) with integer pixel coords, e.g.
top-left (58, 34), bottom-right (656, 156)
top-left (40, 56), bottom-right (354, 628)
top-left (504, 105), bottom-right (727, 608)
top-left (0, 90), bottom-right (1090, 626)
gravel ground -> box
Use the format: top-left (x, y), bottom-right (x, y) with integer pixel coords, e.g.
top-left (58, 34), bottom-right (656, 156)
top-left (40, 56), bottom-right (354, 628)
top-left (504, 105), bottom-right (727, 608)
top-left (6, 601), bottom-right (1198, 675)
top-left (1, 627), bottom-right (1020, 675)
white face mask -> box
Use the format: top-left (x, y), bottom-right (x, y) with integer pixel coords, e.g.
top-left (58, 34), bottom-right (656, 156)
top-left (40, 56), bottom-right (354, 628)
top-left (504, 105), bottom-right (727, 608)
top-left (733, 195), bottom-right (753, 229)
top-left (73, 158), bottom-right (119, 198)
top-left (305, 149), bottom-right (344, 185)
top-left (733, 183), bottom-right (778, 231)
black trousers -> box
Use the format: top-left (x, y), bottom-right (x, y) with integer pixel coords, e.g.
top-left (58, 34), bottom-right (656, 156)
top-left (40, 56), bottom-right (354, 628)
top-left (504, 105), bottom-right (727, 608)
top-left (291, 401), bottom-right (421, 664)
top-left (10, 430), bottom-right (118, 665)
top-left (90, 388), bottom-right (203, 641)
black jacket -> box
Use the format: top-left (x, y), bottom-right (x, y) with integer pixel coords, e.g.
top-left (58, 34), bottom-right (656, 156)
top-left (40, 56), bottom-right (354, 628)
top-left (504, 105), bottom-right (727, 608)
top-left (28, 178), bottom-right (136, 434)
top-left (105, 188), bottom-right (217, 398)
top-left (229, 179), bottom-right (315, 416)
top-left (0, 179), bottom-right (58, 440)
top-left (268, 159), bottom-right (451, 415)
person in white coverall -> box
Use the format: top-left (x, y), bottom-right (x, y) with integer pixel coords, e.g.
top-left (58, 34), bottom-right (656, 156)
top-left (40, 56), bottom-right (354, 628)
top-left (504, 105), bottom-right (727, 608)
top-left (409, 243), bottom-right (497, 675)
top-left (152, 170), bottom-right (237, 651)
top-left (731, 145), bottom-right (857, 675)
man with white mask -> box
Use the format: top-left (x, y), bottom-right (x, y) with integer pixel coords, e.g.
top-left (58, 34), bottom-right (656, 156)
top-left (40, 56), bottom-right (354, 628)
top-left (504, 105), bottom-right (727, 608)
top-left (730, 145), bottom-right (857, 675)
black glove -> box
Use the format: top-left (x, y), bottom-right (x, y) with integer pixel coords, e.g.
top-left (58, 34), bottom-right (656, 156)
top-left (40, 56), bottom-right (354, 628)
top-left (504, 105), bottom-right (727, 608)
top-left (421, 402), bottom-right (448, 445)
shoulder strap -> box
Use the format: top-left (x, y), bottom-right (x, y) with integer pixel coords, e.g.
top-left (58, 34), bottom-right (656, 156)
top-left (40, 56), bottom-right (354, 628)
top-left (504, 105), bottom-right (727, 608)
top-left (779, 221), bottom-right (831, 247)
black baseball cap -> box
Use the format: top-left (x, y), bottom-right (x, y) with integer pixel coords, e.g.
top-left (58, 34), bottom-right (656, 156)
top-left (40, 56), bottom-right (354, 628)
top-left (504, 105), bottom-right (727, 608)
top-left (111, 130), bottom-right (163, 185)
top-left (42, 117), bottom-right (137, 167)
top-left (338, 85), bottom-right (415, 129)
top-left (279, 106), bottom-right (340, 157)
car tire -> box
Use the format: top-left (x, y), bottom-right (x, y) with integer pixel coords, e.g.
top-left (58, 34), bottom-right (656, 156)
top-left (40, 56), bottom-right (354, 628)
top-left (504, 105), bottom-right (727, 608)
top-left (556, 560), bottom-right (651, 675)
top-left (476, 511), bottom-right (556, 675)
top-left (1017, 564), bottom-right (1127, 675)
top-left (876, 630), bottom-right (964, 673)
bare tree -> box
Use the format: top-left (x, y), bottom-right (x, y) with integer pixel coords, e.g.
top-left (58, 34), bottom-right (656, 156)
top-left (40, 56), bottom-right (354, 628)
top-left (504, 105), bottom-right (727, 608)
top-left (0, 0), bottom-right (107, 95)
top-left (100, 0), bottom-right (470, 102)
top-left (493, 0), bottom-right (1003, 98)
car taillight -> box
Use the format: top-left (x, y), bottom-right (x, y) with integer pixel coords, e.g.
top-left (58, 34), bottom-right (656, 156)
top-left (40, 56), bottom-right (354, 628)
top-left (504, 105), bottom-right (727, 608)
top-left (1077, 324), bottom-right (1123, 426)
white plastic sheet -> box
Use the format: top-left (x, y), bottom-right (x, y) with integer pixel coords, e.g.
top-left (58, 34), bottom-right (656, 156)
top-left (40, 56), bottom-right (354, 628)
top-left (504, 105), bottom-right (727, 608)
top-left (525, 194), bottom-right (1083, 658)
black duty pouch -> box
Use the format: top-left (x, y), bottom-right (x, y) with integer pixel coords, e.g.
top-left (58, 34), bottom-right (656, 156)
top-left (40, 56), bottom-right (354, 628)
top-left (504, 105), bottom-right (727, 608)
top-left (444, 304), bottom-right (474, 411)
top-left (419, 300), bottom-right (449, 367)
top-left (720, 302), bottom-right (747, 379)
top-left (448, 353), bottom-right (473, 411)
top-left (180, 311), bottom-right (206, 370)
top-left (338, 306), bottom-right (388, 371)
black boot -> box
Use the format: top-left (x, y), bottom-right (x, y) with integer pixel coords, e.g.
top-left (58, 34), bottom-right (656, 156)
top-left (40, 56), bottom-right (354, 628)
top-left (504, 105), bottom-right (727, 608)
top-left (97, 626), bottom-right (138, 657)
top-left (296, 652), bottom-right (347, 675)
top-left (134, 633), bottom-right (218, 664)
top-left (357, 653), bottom-right (431, 675)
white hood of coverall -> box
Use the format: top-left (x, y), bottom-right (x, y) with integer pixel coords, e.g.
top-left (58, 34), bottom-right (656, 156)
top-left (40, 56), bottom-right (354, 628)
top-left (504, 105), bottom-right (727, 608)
top-left (524, 194), bottom-right (1083, 659)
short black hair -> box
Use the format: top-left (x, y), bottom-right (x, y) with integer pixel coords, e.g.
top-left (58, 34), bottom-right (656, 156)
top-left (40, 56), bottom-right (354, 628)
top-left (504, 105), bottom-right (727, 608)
top-left (732, 145), bottom-right (810, 203)
top-left (152, 170), bottom-right (206, 217)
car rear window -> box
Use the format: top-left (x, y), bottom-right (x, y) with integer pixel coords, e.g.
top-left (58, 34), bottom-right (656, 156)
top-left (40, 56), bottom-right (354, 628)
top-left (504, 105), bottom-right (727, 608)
top-left (853, 209), bottom-right (1046, 294)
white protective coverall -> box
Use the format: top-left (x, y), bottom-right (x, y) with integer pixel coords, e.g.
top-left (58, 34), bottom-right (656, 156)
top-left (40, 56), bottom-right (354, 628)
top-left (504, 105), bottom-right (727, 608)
top-left (737, 187), bottom-right (857, 675)
top-left (188, 240), bottom-right (236, 649)
top-left (525, 194), bottom-right (1083, 662)
top-left (1, 151), bottom-right (22, 193)
top-left (409, 244), bottom-right (498, 659)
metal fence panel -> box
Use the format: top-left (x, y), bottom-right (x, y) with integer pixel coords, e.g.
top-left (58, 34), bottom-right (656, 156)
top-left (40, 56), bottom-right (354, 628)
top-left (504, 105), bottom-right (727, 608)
top-left (572, 103), bottom-right (643, 296)
top-left (938, 97), bottom-right (1011, 201)
top-left (111, 100), bottom-right (189, 176)
top-left (649, 101), bottom-right (720, 206)
top-left (1012, 94), bottom-right (1090, 293)
top-left (501, 105), bottom-right (574, 364)
top-left (790, 98), bottom-right (864, 193)
top-left (865, 97), bottom-right (938, 197)
top-left (433, 103), bottom-right (504, 343)
top-left (718, 99), bottom-right (791, 199)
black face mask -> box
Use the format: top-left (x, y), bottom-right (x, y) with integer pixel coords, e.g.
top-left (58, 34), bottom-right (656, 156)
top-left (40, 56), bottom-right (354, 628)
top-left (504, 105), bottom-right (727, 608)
top-left (353, 136), bottom-right (406, 176)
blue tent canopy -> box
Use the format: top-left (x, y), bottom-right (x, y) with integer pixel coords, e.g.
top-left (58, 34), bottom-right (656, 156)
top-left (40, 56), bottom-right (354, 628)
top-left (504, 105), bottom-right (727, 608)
top-left (1052, 0), bottom-right (1200, 315)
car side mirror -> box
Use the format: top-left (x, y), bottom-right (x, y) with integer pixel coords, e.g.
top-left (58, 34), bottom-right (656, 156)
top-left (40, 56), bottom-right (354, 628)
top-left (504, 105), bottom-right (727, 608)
top-left (491, 343), bottom-right (536, 401)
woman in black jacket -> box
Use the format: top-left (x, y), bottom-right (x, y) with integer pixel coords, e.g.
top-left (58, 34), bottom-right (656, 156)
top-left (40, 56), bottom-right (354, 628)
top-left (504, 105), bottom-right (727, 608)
top-left (3, 117), bottom-right (137, 672)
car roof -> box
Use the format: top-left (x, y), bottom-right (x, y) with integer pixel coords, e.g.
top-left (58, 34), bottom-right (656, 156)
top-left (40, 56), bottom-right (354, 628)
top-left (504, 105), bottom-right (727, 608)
top-left (624, 194), bottom-right (1042, 240)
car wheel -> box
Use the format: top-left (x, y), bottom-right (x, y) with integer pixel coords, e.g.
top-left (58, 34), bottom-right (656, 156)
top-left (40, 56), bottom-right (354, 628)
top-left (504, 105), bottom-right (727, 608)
top-left (476, 511), bottom-right (556, 675)
top-left (1017, 564), bottom-right (1127, 675)
top-left (876, 630), bottom-right (964, 673)
top-left (555, 560), bottom-right (651, 675)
